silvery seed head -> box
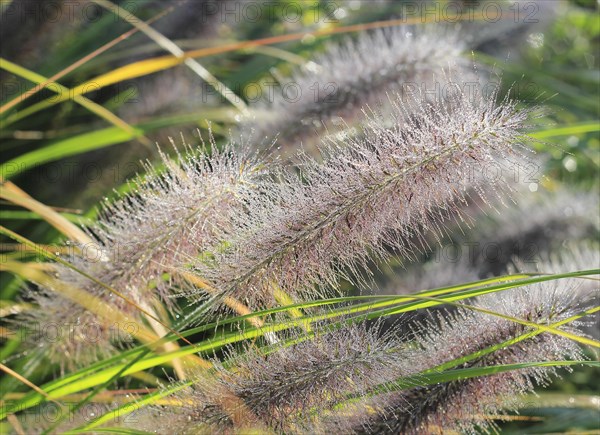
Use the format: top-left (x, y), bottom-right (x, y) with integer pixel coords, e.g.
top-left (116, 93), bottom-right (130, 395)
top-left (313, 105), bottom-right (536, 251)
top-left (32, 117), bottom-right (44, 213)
top-left (195, 84), bottom-right (533, 312)
top-left (339, 248), bottom-right (598, 434)
top-left (14, 137), bottom-right (270, 367)
top-left (244, 25), bottom-right (475, 155)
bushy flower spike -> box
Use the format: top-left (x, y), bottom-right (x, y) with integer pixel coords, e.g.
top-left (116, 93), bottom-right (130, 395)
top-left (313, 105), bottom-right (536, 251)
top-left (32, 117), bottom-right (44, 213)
top-left (376, 186), bottom-right (598, 298)
top-left (454, 187), bottom-right (600, 276)
top-left (151, 323), bottom-right (409, 434)
top-left (337, 249), bottom-right (599, 434)
top-left (17, 284), bottom-right (118, 371)
top-left (13, 253), bottom-right (142, 370)
top-left (196, 85), bottom-right (532, 310)
top-left (92, 140), bottom-right (267, 306)
top-left (246, 25), bottom-right (472, 153)
top-left (14, 139), bottom-right (268, 367)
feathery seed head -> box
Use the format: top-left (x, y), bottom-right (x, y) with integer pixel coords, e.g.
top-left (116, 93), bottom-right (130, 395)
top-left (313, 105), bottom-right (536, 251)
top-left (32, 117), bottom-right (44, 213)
top-left (458, 187), bottom-right (600, 276)
top-left (245, 25), bottom-right (474, 154)
top-left (346, 249), bottom-right (598, 434)
top-left (93, 140), bottom-right (267, 305)
top-left (14, 137), bottom-right (270, 367)
top-left (166, 323), bottom-right (407, 433)
top-left (196, 84), bottom-right (533, 311)
top-left (16, 285), bottom-right (118, 371)
top-left (379, 186), bottom-right (598, 296)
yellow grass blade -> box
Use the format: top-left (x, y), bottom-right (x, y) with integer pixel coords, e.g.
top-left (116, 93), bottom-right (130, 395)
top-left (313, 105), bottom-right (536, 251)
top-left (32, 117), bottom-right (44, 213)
top-left (271, 281), bottom-right (311, 333)
top-left (0, 181), bottom-right (95, 247)
top-left (0, 7), bottom-right (174, 114)
top-left (6, 414), bottom-right (26, 435)
top-left (4, 13), bottom-right (492, 123)
top-left (401, 293), bottom-right (600, 349)
top-left (0, 58), bottom-right (151, 146)
top-left (0, 362), bottom-right (56, 403)
top-left (181, 271), bottom-right (267, 330)
top-left (245, 45), bottom-right (309, 66)
top-left (94, 0), bottom-right (247, 113)
top-left (462, 303), bottom-right (600, 349)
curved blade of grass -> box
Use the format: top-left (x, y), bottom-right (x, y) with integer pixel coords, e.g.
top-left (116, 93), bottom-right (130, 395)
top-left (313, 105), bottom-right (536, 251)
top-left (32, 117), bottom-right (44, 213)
top-left (41, 286), bottom-right (600, 388)
top-left (0, 8), bottom-right (174, 114)
top-left (0, 210), bottom-right (92, 225)
top-left (0, 110), bottom-right (234, 180)
top-left (522, 393), bottom-right (600, 409)
top-left (357, 361), bottom-right (600, 400)
top-left (245, 45), bottom-right (309, 66)
top-left (2, 295), bottom-right (392, 403)
top-left (0, 58), bottom-right (149, 146)
top-left (0, 186), bottom-right (95, 246)
top-left (94, 0), bottom-right (246, 113)
top-left (0, 347), bottom-right (45, 401)
top-left (0, 363), bottom-right (55, 404)
top-left (69, 429), bottom-right (154, 435)
top-left (175, 269), bottom-right (590, 332)
top-left (3, 270), bottom-right (597, 419)
top-left (4, 13), bottom-right (492, 123)
top-left (379, 270), bottom-right (599, 317)
top-left (530, 122), bottom-right (600, 139)
top-left (33, 272), bottom-right (530, 377)
top-left (62, 270), bottom-right (600, 381)
top-left (0, 127), bottom-right (140, 179)
top-left (65, 382), bottom-right (191, 433)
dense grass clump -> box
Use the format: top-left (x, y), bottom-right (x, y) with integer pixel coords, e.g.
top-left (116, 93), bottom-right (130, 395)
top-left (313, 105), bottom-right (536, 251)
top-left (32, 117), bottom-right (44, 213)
top-left (1, 2), bottom-right (598, 434)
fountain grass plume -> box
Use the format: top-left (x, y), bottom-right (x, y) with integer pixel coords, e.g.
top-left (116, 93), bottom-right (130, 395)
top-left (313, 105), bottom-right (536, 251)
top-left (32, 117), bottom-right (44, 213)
top-left (196, 84), bottom-right (534, 311)
top-left (246, 25), bottom-right (473, 154)
top-left (13, 136), bottom-right (270, 367)
top-left (338, 248), bottom-right (599, 434)
top-left (145, 322), bottom-right (409, 434)
top-left (92, 137), bottom-right (269, 306)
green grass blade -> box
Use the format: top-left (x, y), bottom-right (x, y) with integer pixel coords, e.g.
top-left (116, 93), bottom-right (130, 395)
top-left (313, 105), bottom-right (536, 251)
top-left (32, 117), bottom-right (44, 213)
top-left (365, 361), bottom-right (600, 398)
top-left (0, 127), bottom-right (140, 180)
top-left (2, 270), bottom-right (597, 419)
top-left (0, 210), bottom-right (92, 225)
top-left (530, 122), bottom-right (600, 139)
top-left (65, 382), bottom-right (191, 433)
top-left (0, 110), bottom-right (235, 180)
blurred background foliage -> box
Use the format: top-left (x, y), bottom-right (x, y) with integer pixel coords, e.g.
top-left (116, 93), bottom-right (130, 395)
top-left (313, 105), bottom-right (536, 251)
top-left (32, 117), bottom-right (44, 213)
top-left (0, 0), bottom-right (598, 432)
